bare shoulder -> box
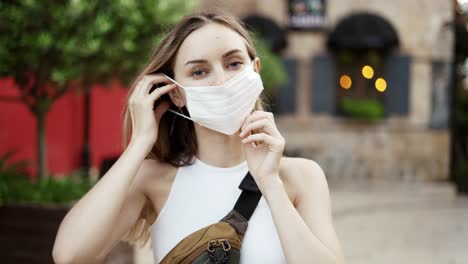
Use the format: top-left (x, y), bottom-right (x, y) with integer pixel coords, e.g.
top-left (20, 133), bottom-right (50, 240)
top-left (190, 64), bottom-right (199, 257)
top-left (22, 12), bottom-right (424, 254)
top-left (279, 157), bottom-right (329, 205)
top-left (279, 156), bottom-right (325, 182)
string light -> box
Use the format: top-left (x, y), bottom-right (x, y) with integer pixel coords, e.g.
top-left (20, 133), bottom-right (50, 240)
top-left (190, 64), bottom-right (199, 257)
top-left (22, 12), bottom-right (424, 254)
top-left (375, 78), bottom-right (387, 92)
top-left (362, 65), bottom-right (374, 79)
top-left (340, 75), bottom-right (352, 89)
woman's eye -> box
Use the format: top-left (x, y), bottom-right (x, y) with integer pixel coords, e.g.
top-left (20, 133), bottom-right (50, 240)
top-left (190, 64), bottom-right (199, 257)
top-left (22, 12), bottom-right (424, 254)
top-left (228, 61), bottom-right (242, 69)
top-left (191, 69), bottom-right (206, 77)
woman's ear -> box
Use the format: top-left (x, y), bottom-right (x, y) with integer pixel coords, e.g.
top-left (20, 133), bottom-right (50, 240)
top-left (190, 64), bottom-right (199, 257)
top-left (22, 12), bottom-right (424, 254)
top-left (168, 88), bottom-right (185, 108)
top-left (253, 57), bottom-right (261, 73)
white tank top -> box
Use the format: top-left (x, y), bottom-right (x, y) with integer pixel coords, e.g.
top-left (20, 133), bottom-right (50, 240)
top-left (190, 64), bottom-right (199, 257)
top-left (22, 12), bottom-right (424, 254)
top-left (150, 157), bottom-right (287, 263)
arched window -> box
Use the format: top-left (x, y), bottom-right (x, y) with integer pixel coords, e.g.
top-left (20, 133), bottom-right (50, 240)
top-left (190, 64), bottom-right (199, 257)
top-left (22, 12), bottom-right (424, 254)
top-left (327, 12), bottom-right (401, 121)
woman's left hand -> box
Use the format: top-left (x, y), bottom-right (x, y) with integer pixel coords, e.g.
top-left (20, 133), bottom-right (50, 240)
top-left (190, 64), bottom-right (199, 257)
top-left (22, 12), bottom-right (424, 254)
top-left (239, 111), bottom-right (286, 191)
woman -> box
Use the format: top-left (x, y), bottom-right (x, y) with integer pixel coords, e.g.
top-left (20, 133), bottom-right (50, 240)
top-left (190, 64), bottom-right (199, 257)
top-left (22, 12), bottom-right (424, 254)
top-left (53, 11), bottom-right (346, 264)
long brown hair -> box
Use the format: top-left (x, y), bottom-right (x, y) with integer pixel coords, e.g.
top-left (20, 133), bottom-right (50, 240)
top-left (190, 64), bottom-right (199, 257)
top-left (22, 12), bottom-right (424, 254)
top-left (120, 11), bottom-right (266, 246)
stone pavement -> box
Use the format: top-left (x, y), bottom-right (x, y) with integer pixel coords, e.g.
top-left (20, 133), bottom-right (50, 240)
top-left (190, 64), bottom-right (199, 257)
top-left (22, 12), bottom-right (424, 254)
top-left (133, 180), bottom-right (468, 264)
top-left (331, 180), bottom-right (468, 264)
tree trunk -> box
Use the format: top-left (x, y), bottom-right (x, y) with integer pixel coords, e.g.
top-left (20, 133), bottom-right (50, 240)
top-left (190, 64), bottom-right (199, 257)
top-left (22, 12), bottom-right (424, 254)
top-left (81, 83), bottom-right (91, 179)
top-left (37, 111), bottom-right (47, 179)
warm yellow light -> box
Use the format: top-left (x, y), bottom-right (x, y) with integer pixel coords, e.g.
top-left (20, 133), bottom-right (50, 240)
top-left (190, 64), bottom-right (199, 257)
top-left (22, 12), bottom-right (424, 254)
top-left (362, 65), bottom-right (374, 79)
top-left (340, 75), bottom-right (352, 89)
top-left (375, 78), bottom-right (387, 92)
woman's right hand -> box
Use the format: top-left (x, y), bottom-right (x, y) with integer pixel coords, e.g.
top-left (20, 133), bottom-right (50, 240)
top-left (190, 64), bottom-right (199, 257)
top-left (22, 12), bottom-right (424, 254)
top-left (128, 74), bottom-right (177, 147)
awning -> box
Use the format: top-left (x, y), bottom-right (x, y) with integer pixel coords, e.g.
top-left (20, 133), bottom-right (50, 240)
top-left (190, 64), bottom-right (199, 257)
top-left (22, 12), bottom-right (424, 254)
top-left (242, 15), bottom-right (287, 53)
top-left (327, 12), bottom-right (400, 51)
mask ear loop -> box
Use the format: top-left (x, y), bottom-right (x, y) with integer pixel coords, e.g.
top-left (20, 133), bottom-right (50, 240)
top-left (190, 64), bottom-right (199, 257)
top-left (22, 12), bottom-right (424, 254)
top-left (169, 107), bottom-right (183, 137)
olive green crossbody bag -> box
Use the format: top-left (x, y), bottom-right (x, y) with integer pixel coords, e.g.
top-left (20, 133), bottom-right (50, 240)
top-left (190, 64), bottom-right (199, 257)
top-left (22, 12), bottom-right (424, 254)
top-left (159, 171), bottom-right (262, 264)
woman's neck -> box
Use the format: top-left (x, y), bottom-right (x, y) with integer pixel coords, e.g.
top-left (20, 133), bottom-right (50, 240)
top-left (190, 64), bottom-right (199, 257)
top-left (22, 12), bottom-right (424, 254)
top-left (194, 124), bottom-right (245, 168)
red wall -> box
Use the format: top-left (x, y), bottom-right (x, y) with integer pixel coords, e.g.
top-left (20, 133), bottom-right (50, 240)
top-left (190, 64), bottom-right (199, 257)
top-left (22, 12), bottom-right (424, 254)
top-left (0, 77), bottom-right (128, 178)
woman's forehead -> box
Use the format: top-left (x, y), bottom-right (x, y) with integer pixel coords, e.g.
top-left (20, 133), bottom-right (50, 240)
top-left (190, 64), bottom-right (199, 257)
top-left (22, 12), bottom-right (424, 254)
top-left (175, 23), bottom-right (249, 65)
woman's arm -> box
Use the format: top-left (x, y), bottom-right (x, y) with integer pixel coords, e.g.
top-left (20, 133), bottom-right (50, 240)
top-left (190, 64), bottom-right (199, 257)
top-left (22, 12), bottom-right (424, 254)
top-left (263, 158), bottom-right (346, 264)
top-left (240, 111), bottom-right (345, 263)
top-left (52, 138), bottom-right (154, 264)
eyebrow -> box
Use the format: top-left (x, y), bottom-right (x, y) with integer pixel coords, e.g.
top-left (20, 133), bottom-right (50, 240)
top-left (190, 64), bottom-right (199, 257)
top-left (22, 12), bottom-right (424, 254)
top-left (184, 49), bottom-right (242, 66)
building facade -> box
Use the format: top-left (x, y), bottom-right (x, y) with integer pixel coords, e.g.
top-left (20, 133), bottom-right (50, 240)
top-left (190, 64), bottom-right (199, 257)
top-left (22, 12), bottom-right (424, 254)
top-left (197, 0), bottom-right (454, 182)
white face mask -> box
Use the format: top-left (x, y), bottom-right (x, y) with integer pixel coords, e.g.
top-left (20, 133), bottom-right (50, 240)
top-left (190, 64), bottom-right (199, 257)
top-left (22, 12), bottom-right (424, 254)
top-left (163, 61), bottom-right (264, 135)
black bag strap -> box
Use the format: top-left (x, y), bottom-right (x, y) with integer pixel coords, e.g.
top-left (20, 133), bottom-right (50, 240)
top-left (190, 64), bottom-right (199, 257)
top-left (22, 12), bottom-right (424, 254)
top-left (233, 171), bottom-right (262, 221)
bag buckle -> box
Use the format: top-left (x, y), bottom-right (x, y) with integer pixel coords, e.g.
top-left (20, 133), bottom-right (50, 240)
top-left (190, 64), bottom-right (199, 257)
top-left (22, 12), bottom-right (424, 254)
top-left (218, 239), bottom-right (231, 251)
top-left (207, 239), bottom-right (231, 263)
top-left (207, 239), bottom-right (231, 252)
top-left (207, 240), bottom-right (218, 253)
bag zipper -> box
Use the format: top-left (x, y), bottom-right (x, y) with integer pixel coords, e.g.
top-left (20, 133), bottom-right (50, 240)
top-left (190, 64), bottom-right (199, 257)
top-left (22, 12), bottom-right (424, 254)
top-left (183, 238), bottom-right (241, 263)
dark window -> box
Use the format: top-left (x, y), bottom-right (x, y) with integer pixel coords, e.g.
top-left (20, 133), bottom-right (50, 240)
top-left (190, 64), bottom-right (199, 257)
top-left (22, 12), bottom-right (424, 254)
top-left (334, 50), bottom-right (386, 120)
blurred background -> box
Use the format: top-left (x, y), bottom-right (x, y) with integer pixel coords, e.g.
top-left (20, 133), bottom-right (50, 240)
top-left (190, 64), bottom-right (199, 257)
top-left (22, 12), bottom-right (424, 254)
top-left (0, 0), bottom-right (467, 263)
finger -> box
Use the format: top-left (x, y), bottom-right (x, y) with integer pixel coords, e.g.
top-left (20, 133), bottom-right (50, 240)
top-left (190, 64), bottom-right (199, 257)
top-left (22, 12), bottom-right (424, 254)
top-left (147, 83), bottom-right (177, 102)
top-left (129, 80), bottom-right (144, 102)
top-left (241, 132), bottom-right (277, 147)
top-left (241, 111), bottom-right (274, 131)
top-left (251, 110), bottom-right (274, 121)
top-left (241, 112), bottom-right (277, 136)
top-left (148, 83), bottom-right (177, 99)
top-left (239, 119), bottom-right (275, 137)
top-left (242, 133), bottom-right (285, 153)
top-left (134, 78), bottom-right (149, 99)
top-left (137, 75), bottom-right (173, 98)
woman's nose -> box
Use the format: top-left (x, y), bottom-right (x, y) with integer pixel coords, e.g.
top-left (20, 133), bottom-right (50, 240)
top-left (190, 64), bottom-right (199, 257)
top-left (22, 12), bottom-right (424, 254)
top-left (210, 65), bottom-right (228, 86)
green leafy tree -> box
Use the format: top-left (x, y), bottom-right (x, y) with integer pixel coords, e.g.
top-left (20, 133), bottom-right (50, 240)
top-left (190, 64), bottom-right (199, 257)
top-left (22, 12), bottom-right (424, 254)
top-left (253, 37), bottom-right (287, 112)
top-left (0, 0), bottom-right (196, 179)
top-left (255, 38), bottom-right (287, 93)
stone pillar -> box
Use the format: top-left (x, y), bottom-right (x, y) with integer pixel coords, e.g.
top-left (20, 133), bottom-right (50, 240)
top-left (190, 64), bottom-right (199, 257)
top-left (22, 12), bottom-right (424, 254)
top-left (297, 58), bottom-right (311, 119)
top-left (285, 32), bottom-right (325, 119)
top-left (409, 58), bottom-right (432, 127)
